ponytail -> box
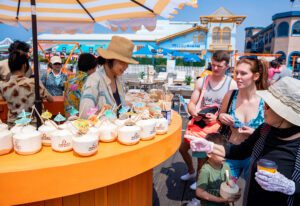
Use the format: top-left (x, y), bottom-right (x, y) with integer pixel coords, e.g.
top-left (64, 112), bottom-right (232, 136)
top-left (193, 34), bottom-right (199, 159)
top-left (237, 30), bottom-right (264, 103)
top-left (256, 59), bottom-right (269, 90)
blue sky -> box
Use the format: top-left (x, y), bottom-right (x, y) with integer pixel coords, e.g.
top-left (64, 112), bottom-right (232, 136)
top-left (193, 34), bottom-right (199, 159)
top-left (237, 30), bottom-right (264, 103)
top-left (0, 0), bottom-right (295, 51)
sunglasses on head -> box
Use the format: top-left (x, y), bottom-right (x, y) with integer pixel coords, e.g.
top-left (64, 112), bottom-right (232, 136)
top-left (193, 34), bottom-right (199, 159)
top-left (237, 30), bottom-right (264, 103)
top-left (239, 55), bottom-right (258, 60)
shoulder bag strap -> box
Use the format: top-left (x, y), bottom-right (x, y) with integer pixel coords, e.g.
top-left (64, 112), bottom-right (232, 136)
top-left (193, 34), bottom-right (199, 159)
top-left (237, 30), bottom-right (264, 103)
top-left (226, 89), bottom-right (237, 113)
top-left (196, 75), bottom-right (210, 112)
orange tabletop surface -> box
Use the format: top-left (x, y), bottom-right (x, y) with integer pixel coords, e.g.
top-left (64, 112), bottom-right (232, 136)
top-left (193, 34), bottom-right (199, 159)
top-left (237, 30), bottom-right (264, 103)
top-left (0, 112), bottom-right (182, 205)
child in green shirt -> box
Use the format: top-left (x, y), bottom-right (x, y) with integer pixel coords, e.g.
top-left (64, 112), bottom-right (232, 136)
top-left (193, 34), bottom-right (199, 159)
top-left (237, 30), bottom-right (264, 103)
top-left (196, 133), bottom-right (241, 206)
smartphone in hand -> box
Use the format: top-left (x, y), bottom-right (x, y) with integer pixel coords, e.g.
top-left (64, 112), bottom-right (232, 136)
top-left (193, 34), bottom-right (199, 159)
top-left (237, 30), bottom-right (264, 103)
top-left (197, 112), bottom-right (207, 118)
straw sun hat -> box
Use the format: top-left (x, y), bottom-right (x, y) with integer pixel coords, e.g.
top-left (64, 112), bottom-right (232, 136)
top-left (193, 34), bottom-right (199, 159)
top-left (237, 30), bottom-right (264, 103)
top-left (97, 36), bottom-right (138, 65)
top-left (256, 77), bottom-right (300, 126)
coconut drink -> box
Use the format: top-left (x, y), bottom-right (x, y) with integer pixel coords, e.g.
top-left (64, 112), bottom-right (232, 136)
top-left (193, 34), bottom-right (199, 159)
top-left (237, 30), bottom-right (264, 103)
top-left (13, 129), bottom-right (42, 155)
top-left (11, 112), bottom-right (36, 135)
top-left (0, 129), bottom-right (13, 155)
top-left (154, 113), bottom-right (169, 135)
top-left (97, 120), bottom-right (118, 142)
top-left (72, 134), bottom-right (98, 156)
top-left (220, 180), bottom-right (239, 199)
top-left (51, 129), bottom-right (73, 152)
top-left (37, 111), bottom-right (58, 146)
top-left (94, 109), bottom-right (118, 142)
top-left (70, 118), bottom-right (99, 156)
top-left (87, 126), bottom-right (101, 140)
top-left (133, 102), bottom-right (146, 114)
top-left (118, 121), bottom-right (141, 145)
top-left (114, 118), bottom-right (129, 127)
top-left (10, 124), bottom-right (36, 134)
top-left (135, 110), bottom-right (156, 141)
top-left (220, 170), bottom-right (239, 200)
top-left (38, 120), bottom-right (58, 146)
top-left (114, 106), bottom-right (131, 127)
top-left (51, 113), bottom-right (73, 152)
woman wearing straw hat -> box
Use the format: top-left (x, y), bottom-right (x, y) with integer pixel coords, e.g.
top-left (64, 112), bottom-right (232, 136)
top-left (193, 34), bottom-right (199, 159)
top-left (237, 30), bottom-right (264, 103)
top-left (80, 36), bottom-right (138, 118)
top-left (186, 77), bottom-right (300, 206)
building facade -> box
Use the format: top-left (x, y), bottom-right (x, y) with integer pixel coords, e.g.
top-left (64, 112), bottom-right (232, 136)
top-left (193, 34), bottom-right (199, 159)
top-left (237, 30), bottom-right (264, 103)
top-left (37, 7), bottom-right (245, 66)
top-left (245, 11), bottom-right (300, 68)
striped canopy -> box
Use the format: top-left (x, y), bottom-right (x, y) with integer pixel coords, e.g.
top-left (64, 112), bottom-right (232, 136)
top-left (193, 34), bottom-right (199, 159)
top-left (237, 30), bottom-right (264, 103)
top-left (0, 0), bottom-right (198, 122)
top-left (0, 0), bottom-right (198, 32)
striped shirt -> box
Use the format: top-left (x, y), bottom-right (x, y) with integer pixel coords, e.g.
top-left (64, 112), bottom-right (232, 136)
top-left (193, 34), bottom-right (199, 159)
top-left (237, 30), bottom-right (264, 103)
top-left (225, 124), bottom-right (300, 206)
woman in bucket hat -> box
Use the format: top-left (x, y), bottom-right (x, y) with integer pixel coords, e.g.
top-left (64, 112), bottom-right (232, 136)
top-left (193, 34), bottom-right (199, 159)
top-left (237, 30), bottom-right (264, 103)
top-left (185, 77), bottom-right (300, 206)
top-left (80, 36), bottom-right (138, 118)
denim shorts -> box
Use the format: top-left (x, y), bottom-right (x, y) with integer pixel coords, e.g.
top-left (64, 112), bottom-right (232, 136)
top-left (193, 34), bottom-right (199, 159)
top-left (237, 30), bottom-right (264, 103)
top-left (226, 157), bottom-right (251, 179)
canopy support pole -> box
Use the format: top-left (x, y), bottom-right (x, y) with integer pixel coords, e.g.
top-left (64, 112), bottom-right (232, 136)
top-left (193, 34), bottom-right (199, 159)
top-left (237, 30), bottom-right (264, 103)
top-left (30, 0), bottom-right (42, 127)
top-left (76, 0), bottom-right (95, 22)
top-left (16, 0), bottom-right (21, 20)
top-left (130, 0), bottom-right (155, 14)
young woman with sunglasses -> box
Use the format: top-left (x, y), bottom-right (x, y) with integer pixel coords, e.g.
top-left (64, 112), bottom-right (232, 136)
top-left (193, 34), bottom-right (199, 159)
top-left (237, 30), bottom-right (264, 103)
top-left (217, 57), bottom-right (269, 179)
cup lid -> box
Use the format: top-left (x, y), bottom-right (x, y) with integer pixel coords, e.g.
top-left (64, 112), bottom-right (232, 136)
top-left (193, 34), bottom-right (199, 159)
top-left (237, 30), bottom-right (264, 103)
top-left (257, 159), bottom-right (277, 168)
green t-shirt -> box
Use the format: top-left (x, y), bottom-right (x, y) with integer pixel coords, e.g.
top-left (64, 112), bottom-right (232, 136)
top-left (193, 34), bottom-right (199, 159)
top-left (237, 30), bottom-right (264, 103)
top-left (197, 162), bottom-right (231, 206)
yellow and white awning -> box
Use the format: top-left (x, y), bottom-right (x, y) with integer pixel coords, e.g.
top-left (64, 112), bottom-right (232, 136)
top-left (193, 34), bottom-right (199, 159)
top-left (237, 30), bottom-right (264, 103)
top-left (0, 0), bottom-right (198, 32)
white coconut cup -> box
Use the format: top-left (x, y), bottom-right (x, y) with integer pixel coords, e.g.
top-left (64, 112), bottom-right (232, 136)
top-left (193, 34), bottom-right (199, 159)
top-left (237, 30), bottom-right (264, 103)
top-left (38, 121), bottom-right (58, 146)
top-left (98, 121), bottom-right (118, 142)
top-left (58, 122), bottom-right (79, 135)
top-left (51, 129), bottom-right (73, 152)
top-left (118, 125), bottom-right (141, 145)
top-left (10, 125), bottom-right (36, 135)
top-left (136, 119), bottom-right (156, 141)
top-left (155, 118), bottom-right (169, 135)
top-left (87, 127), bottom-right (101, 141)
top-left (72, 134), bottom-right (98, 156)
top-left (13, 130), bottom-right (42, 155)
top-left (114, 118), bottom-right (129, 127)
top-left (0, 130), bottom-right (13, 155)
top-left (220, 181), bottom-right (239, 199)
top-left (0, 123), bottom-right (8, 132)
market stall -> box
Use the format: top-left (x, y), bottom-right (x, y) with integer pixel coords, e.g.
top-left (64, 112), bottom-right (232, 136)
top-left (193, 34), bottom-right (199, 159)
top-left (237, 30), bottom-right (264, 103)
top-left (0, 107), bottom-right (182, 206)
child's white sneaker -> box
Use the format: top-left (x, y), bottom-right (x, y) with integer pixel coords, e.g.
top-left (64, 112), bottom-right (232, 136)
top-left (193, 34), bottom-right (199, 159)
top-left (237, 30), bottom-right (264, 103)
top-left (187, 198), bottom-right (201, 206)
top-left (180, 171), bottom-right (196, 181)
top-left (190, 181), bottom-right (197, 190)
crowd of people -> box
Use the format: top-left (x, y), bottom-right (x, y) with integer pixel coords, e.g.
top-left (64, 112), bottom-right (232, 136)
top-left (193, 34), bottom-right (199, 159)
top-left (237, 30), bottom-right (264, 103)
top-left (0, 37), bottom-right (299, 206)
top-left (184, 51), bottom-right (299, 206)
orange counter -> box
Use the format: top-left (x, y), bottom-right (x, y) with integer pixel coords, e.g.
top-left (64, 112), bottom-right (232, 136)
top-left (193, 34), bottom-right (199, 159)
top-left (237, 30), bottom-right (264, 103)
top-left (0, 112), bottom-right (182, 206)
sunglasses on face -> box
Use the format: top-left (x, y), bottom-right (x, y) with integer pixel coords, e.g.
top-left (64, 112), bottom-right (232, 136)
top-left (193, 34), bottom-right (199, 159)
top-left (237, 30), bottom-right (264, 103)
top-left (53, 63), bottom-right (62, 66)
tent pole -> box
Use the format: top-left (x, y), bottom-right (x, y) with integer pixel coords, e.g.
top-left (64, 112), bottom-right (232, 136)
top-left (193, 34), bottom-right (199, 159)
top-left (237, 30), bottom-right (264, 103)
top-left (31, 0), bottom-right (42, 127)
